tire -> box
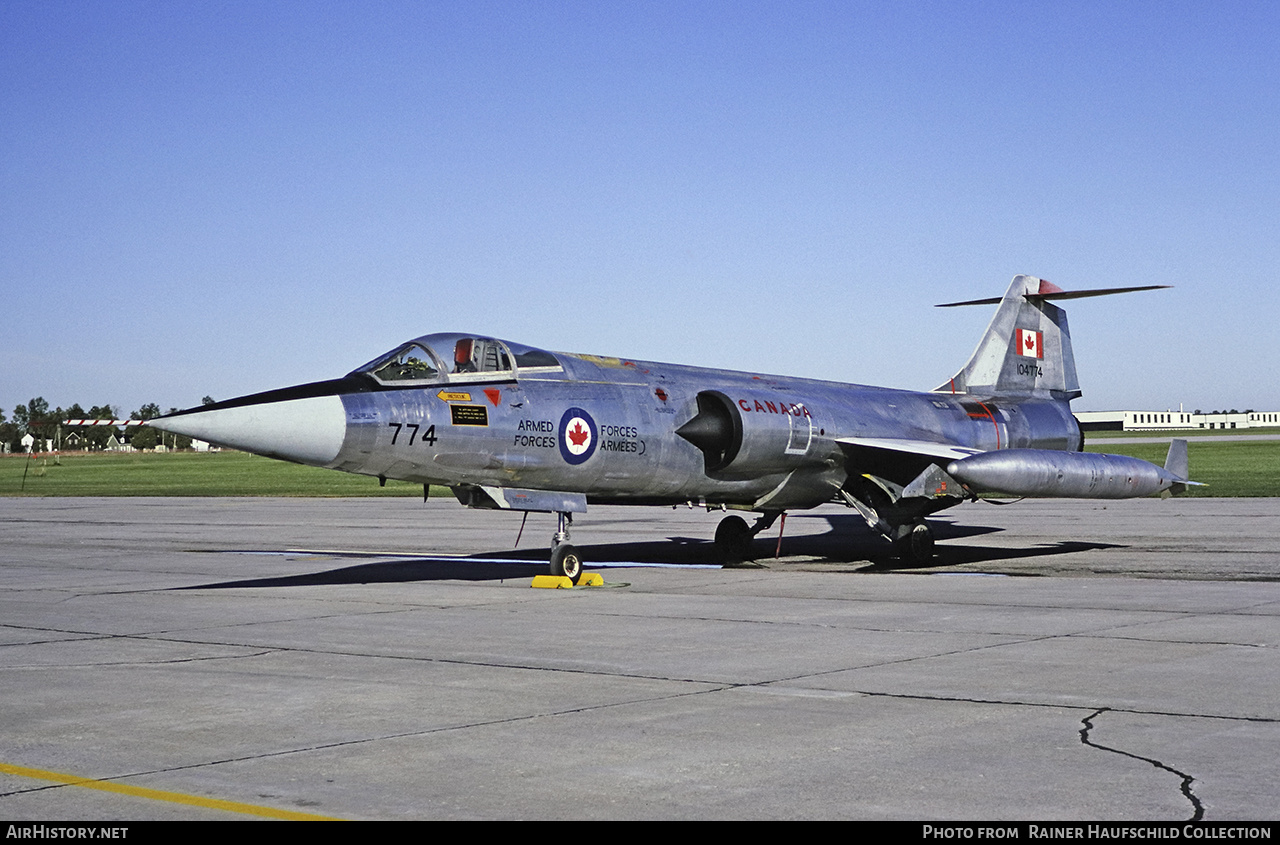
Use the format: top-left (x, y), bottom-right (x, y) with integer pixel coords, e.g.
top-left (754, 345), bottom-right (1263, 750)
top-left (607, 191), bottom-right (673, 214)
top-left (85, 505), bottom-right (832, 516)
top-left (715, 515), bottom-right (753, 564)
top-left (550, 543), bottom-right (583, 584)
top-left (894, 521), bottom-right (935, 564)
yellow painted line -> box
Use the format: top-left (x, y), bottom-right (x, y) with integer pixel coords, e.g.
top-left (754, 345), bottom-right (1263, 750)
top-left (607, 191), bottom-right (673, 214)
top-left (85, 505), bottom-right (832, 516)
top-left (0, 762), bottom-right (340, 820)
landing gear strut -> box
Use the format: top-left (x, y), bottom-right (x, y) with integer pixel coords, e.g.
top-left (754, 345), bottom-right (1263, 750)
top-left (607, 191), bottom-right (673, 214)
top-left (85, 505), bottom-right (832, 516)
top-left (549, 511), bottom-right (583, 583)
top-left (839, 486), bottom-right (944, 565)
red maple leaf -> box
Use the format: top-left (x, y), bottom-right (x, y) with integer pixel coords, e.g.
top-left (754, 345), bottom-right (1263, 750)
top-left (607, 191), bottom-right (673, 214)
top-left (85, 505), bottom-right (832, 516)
top-left (568, 421), bottom-right (590, 447)
top-left (1024, 334), bottom-right (1036, 350)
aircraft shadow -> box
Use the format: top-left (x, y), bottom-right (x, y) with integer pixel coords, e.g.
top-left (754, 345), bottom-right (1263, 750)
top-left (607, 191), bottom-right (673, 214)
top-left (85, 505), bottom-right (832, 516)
top-left (559, 514), bottom-right (1121, 573)
top-left (178, 512), bottom-right (1124, 588)
top-left (180, 557), bottom-right (548, 589)
top-left (855, 540), bottom-right (1125, 573)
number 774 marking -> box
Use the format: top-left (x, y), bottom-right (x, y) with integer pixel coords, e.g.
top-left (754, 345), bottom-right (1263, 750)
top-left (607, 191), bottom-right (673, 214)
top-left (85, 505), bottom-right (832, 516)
top-left (388, 423), bottom-right (438, 446)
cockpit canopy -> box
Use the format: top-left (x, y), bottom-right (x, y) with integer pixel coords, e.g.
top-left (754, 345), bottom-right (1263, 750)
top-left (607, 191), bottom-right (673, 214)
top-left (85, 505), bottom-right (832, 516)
top-left (353, 333), bottom-right (562, 385)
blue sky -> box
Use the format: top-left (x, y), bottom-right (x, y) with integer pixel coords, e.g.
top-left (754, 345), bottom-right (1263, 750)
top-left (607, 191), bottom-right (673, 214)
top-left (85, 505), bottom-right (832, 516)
top-left (3, 1), bottom-right (1277, 418)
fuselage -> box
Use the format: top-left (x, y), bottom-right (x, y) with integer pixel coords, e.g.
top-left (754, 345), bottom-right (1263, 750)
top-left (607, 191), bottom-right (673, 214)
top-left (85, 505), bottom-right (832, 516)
top-left (156, 332), bottom-right (1082, 511)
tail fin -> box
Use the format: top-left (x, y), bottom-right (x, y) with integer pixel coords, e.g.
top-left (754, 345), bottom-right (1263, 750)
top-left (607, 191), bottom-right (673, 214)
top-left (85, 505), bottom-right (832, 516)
top-left (1163, 438), bottom-right (1204, 496)
top-left (1164, 438), bottom-right (1189, 480)
top-left (934, 275), bottom-right (1170, 401)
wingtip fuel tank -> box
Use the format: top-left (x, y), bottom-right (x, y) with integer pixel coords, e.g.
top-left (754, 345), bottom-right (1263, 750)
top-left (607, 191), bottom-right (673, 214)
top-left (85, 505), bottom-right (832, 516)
top-left (946, 448), bottom-right (1185, 499)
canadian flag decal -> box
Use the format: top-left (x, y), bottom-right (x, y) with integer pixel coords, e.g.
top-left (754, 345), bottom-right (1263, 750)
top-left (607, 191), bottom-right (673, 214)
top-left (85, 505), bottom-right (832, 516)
top-left (1017, 328), bottom-right (1043, 360)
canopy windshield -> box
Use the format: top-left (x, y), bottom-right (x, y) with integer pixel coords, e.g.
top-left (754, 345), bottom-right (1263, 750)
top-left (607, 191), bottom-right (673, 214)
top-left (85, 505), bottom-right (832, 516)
top-left (354, 334), bottom-right (561, 385)
top-left (363, 343), bottom-right (442, 383)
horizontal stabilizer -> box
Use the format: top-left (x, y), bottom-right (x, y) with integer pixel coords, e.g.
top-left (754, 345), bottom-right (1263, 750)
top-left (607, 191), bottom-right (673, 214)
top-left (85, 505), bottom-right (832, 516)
top-left (937, 284), bottom-right (1171, 308)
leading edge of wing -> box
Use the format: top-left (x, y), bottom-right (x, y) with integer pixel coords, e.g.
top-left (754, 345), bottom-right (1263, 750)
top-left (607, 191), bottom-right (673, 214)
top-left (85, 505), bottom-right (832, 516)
top-left (835, 436), bottom-right (984, 462)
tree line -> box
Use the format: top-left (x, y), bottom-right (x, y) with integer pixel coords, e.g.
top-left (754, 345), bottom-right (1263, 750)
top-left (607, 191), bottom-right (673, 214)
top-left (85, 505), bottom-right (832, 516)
top-left (1, 396), bottom-right (215, 453)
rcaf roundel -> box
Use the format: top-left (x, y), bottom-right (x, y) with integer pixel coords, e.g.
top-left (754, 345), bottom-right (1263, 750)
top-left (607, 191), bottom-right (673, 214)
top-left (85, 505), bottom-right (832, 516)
top-left (558, 407), bottom-right (598, 465)
top-left (1017, 328), bottom-right (1043, 360)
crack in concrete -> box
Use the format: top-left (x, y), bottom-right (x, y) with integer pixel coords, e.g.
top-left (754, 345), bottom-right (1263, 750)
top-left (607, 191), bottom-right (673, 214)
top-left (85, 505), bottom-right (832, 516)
top-left (1080, 707), bottom-right (1203, 822)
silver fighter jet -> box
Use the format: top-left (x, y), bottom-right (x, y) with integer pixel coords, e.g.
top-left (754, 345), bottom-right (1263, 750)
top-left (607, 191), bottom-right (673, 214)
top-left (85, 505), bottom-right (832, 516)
top-left (150, 275), bottom-right (1191, 582)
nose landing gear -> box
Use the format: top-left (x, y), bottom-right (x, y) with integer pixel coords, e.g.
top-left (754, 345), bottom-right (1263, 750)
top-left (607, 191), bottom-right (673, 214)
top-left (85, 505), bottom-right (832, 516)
top-left (548, 511), bottom-right (583, 584)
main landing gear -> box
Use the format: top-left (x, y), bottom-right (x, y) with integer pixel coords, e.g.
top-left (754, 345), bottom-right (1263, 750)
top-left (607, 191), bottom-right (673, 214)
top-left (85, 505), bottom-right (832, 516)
top-left (838, 485), bottom-right (946, 565)
top-left (891, 520), bottom-right (935, 564)
top-left (714, 511), bottom-right (780, 564)
top-left (548, 511), bottom-right (583, 584)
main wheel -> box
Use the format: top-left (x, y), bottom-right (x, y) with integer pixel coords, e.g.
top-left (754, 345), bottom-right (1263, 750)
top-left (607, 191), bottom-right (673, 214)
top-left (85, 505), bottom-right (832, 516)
top-left (893, 521), bottom-right (935, 564)
top-left (550, 543), bottom-right (583, 584)
top-left (715, 515), bottom-right (753, 564)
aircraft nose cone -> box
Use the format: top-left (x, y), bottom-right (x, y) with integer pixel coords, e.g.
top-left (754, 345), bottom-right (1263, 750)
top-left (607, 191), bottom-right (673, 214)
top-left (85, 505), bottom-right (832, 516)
top-left (150, 394), bottom-right (347, 466)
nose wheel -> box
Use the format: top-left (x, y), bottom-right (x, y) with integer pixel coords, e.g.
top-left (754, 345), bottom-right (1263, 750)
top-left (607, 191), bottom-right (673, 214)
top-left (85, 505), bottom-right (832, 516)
top-left (550, 543), bottom-right (582, 583)
top-left (549, 511), bottom-right (584, 584)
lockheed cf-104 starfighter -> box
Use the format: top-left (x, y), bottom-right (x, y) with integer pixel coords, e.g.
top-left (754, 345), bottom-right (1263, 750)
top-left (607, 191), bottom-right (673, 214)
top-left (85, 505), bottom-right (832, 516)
top-left (150, 275), bottom-right (1192, 582)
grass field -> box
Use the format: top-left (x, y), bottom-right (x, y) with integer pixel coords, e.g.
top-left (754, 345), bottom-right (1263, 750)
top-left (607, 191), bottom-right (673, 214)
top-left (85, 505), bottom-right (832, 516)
top-left (1082, 438), bottom-right (1280, 497)
top-left (3, 437), bottom-right (1278, 497)
top-left (0, 450), bottom-right (428, 497)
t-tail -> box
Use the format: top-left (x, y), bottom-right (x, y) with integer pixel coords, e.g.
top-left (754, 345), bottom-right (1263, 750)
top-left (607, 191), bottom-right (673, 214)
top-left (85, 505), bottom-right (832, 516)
top-left (935, 274), bottom-right (1169, 401)
top-left (930, 274), bottom-right (1197, 500)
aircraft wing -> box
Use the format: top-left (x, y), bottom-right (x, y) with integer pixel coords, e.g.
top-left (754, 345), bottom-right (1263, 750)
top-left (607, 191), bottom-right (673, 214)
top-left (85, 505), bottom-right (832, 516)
top-left (835, 436), bottom-right (984, 495)
top-left (835, 437), bottom-right (984, 462)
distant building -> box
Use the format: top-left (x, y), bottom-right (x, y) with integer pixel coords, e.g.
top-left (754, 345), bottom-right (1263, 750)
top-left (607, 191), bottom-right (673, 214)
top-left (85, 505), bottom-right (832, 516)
top-left (1075, 410), bottom-right (1280, 432)
top-left (105, 434), bottom-right (135, 452)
